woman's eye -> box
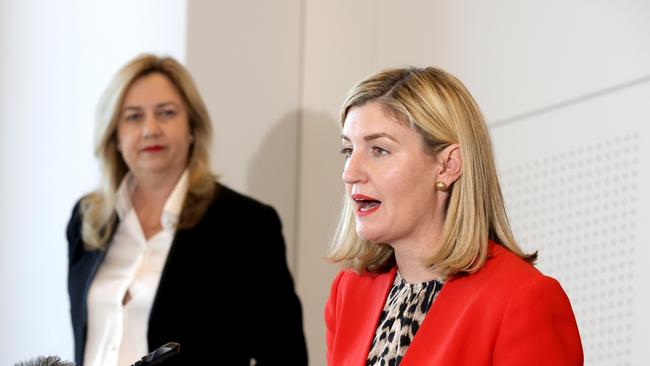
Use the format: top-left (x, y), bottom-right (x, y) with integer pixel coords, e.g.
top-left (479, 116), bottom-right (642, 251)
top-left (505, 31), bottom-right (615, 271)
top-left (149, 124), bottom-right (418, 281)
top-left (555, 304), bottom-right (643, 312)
top-left (372, 146), bottom-right (389, 157)
top-left (340, 147), bottom-right (353, 158)
top-left (158, 109), bottom-right (177, 119)
top-left (124, 113), bottom-right (142, 122)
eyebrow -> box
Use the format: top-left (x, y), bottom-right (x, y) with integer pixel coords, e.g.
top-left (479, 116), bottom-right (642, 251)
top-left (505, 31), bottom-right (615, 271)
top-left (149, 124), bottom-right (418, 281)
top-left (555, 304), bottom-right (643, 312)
top-left (341, 132), bottom-right (399, 142)
top-left (123, 101), bottom-right (179, 111)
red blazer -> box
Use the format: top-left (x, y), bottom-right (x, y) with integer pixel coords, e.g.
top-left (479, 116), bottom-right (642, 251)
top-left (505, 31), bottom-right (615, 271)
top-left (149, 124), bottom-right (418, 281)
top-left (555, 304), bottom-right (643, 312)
top-left (326, 243), bottom-right (583, 365)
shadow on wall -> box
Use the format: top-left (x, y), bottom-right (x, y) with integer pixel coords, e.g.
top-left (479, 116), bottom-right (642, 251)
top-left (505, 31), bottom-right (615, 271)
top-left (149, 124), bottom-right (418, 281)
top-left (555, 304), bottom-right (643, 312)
top-left (251, 109), bottom-right (343, 366)
top-left (247, 110), bottom-right (300, 271)
top-left (301, 109), bottom-right (345, 366)
top-left (247, 109), bottom-right (343, 279)
top-left (294, 108), bottom-right (347, 243)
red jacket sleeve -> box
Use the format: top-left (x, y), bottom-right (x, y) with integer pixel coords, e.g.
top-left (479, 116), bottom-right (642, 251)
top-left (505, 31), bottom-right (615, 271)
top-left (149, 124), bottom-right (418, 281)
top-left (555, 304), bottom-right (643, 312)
top-left (493, 275), bottom-right (583, 365)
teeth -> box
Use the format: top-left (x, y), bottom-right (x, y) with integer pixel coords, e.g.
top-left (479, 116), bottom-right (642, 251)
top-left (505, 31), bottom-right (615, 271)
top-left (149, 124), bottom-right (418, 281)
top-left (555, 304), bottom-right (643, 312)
top-left (358, 200), bottom-right (380, 211)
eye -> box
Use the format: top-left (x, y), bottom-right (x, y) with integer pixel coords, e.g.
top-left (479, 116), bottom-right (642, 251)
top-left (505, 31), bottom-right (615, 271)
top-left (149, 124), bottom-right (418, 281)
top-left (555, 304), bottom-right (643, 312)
top-left (158, 108), bottom-right (177, 120)
top-left (372, 146), bottom-right (389, 157)
top-left (340, 147), bottom-right (353, 158)
top-left (124, 112), bottom-right (142, 122)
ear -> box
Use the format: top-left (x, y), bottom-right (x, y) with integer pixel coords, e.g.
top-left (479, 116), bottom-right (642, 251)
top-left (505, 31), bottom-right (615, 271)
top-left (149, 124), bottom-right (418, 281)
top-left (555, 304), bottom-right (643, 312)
top-left (435, 143), bottom-right (462, 187)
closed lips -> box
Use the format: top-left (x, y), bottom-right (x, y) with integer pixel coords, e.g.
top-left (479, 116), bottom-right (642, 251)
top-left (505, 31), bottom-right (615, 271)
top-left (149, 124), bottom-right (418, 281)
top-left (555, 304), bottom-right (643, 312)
top-left (142, 145), bottom-right (164, 152)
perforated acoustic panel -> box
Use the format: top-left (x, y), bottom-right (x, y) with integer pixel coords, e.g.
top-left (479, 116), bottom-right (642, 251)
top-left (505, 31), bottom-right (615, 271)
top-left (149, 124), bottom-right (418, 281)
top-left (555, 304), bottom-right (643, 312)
top-left (490, 80), bottom-right (649, 365)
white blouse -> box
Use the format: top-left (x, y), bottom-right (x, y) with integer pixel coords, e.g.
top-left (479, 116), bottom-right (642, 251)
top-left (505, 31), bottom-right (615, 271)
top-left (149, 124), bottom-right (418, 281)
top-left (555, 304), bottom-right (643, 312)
top-left (83, 171), bottom-right (188, 366)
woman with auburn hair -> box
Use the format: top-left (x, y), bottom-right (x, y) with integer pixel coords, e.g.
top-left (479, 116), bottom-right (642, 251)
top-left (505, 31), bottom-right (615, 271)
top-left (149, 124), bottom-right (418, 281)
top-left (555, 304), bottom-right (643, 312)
top-left (326, 66), bottom-right (583, 365)
top-left (67, 54), bottom-right (307, 366)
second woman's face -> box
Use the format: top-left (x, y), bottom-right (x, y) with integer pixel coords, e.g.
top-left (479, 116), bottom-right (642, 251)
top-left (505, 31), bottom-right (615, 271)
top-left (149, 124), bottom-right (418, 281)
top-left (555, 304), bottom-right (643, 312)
top-left (117, 72), bottom-right (192, 181)
top-left (341, 102), bottom-right (440, 245)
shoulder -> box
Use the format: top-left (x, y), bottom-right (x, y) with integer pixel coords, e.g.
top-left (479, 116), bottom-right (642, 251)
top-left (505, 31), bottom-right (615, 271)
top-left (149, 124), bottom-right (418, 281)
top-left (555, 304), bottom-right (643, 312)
top-left (328, 270), bottom-right (354, 298)
top-left (206, 184), bottom-right (279, 222)
top-left (444, 243), bottom-right (577, 327)
top-left (487, 244), bottom-right (574, 310)
top-left (331, 268), bottom-right (389, 286)
top-left (485, 245), bottom-right (583, 363)
top-left (466, 242), bottom-right (546, 291)
top-left (66, 197), bottom-right (84, 232)
top-left (66, 195), bottom-right (105, 272)
top-left (190, 185), bottom-right (284, 251)
top-left (327, 268), bottom-right (395, 304)
top-left (66, 197), bottom-right (86, 253)
top-left (441, 242), bottom-right (564, 311)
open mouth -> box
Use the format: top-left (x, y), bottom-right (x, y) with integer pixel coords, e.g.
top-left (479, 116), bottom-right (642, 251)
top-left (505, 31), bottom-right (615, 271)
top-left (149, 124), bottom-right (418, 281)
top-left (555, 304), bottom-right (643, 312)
top-left (352, 194), bottom-right (382, 216)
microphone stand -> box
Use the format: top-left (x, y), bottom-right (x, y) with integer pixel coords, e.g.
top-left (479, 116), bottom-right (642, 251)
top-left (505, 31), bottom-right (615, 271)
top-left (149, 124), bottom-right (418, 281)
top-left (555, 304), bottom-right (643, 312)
top-left (130, 342), bottom-right (180, 366)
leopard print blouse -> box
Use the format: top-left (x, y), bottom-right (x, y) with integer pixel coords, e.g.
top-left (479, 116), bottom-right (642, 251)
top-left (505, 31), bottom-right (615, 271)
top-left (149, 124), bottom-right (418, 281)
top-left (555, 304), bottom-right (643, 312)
top-left (366, 271), bottom-right (444, 366)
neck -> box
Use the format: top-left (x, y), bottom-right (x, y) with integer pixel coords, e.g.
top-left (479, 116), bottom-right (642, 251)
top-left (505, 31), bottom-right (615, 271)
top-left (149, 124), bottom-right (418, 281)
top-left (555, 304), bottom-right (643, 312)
top-left (393, 244), bottom-right (440, 284)
top-left (131, 168), bottom-right (184, 212)
top-left (391, 213), bottom-right (444, 284)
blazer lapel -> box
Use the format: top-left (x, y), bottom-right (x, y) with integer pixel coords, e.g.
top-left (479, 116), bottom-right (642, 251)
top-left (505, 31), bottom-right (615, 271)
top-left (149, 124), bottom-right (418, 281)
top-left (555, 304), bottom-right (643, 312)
top-left (341, 267), bottom-right (397, 365)
top-left (400, 243), bottom-right (498, 365)
top-left (399, 275), bottom-right (459, 365)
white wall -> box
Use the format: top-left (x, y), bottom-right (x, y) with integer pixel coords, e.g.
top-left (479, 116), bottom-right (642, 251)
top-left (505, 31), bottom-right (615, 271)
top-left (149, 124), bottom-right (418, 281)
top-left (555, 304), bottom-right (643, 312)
top-left (0, 0), bottom-right (186, 363)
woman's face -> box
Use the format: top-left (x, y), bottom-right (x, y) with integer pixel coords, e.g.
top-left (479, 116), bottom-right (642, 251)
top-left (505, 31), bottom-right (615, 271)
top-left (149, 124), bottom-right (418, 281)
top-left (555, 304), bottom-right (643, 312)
top-left (117, 72), bottom-right (192, 181)
top-left (341, 102), bottom-right (442, 245)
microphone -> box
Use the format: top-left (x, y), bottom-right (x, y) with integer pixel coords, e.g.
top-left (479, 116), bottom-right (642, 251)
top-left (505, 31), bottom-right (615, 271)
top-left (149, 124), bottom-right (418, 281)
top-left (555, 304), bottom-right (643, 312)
top-left (130, 342), bottom-right (180, 366)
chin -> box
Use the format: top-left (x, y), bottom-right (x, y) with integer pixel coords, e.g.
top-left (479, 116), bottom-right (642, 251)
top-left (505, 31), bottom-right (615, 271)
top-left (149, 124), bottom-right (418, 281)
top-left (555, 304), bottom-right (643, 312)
top-left (355, 227), bottom-right (384, 243)
top-left (138, 162), bottom-right (172, 173)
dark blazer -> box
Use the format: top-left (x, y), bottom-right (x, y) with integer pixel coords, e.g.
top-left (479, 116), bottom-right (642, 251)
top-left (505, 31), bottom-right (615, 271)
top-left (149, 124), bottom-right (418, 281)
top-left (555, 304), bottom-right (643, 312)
top-left (326, 242), bottom-right (583, 365)
top-left (68, 184), bottom-right (308, 365)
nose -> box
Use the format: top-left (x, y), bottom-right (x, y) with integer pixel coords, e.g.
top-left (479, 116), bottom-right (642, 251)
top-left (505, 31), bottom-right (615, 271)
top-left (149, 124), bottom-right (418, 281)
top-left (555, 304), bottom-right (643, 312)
top-left (142, 113), bottom-right (161, 138)
top-left (342, 152), bottom-right (366, 185)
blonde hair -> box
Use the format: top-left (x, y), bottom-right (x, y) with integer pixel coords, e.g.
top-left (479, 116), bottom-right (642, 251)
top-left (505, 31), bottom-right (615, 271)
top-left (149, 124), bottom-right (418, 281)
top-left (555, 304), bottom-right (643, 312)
top-left (328, 66), bottom-right (536, 279)
top-left (81, 54), bottom-right (216, 250)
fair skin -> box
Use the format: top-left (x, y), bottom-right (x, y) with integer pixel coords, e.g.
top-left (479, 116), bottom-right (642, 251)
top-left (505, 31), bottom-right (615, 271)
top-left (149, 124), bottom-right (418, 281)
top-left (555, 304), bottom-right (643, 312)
top-left (117, 72), bottom-right (193, 239)
top-left (342, 101), bottom-right (461, 283)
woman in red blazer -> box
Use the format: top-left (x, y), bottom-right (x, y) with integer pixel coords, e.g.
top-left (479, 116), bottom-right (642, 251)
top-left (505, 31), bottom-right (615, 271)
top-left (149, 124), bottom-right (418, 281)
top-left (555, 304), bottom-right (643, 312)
top-left (326, 67), bottom-right (583, 365)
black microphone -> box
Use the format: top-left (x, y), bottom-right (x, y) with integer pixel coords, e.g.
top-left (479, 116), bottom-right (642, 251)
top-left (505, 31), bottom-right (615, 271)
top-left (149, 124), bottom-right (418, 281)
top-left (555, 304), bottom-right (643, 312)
top-left (130, 342), bottom-right (180, 366)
